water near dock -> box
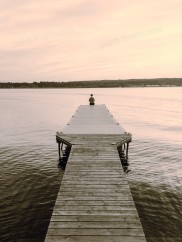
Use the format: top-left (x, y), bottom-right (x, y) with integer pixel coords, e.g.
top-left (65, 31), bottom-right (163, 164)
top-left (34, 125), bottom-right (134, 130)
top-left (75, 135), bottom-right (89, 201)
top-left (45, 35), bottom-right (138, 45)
top-left (0, 87), bottom-right (182, 241)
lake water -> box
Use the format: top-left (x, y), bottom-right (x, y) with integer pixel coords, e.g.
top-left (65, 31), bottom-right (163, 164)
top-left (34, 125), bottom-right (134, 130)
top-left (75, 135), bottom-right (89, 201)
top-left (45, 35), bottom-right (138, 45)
top-left (0, 87), bottom-right (181, 242)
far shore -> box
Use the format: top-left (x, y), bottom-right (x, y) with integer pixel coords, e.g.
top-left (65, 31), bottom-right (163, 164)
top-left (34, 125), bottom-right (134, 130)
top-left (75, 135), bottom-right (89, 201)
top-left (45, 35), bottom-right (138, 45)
top-left (0, 78), bottom-right (182, 88)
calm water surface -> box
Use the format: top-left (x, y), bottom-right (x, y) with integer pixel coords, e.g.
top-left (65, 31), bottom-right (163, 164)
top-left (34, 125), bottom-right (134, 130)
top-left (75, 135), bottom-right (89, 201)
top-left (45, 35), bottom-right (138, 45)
top-left (0, 88), bottom-right (181, 242)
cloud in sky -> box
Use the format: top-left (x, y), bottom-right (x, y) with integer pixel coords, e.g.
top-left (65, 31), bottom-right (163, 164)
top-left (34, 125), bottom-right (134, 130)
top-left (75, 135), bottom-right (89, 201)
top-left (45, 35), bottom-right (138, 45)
top-left (0, 0), bottom-right (182, 82)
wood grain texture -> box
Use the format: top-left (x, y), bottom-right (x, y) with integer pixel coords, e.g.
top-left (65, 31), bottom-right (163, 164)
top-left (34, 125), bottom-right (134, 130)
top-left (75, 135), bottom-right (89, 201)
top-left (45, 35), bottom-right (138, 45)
top-left (45, 133), bottom-right (146, 242)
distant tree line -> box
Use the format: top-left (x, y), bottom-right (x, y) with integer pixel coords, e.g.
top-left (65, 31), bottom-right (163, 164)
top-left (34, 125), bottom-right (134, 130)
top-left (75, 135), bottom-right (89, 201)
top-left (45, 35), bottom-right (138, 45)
top-left (0, 78), bottom-right (182, 88)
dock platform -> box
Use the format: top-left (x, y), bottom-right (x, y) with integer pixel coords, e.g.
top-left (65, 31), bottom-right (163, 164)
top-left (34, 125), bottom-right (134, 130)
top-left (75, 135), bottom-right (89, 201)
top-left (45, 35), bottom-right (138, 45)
top-left (45, 105), bottom-right (146, 242)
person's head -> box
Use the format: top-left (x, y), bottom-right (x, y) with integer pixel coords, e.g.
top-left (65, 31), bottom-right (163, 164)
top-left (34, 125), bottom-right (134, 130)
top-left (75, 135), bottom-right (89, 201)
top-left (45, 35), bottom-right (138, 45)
top-left (90, 94), bottom-right (93, 96)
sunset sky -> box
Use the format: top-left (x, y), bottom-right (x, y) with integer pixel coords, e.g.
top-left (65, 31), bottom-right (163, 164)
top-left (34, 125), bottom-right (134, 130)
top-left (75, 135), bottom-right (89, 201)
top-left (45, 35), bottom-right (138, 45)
top-left (1, 0), bottom-right (182, 82)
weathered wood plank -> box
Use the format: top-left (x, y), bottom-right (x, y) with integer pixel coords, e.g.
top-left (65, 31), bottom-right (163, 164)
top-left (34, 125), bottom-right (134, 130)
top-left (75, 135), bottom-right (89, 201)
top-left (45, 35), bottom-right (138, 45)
top-left (64, 171), bottom-right (125, 174)
top-left (66, 166), bottom-right (123, 169)
top-left (66, 164), bottom-right (122, 167)
top-left (54, 205), bottom-right (137, 211)
top-left (63, 178), bottom-right (126, 181)
top-left (71, 154), bottom-right (119, 157)
top-left (62, 179), bottom-right (127, 182)
top-left (46, 228), bottom-right (145, 236)
top-left (52, 210), bottom-right (138, 216)
top-left (59, 187), bottom-right (130, 191)
top-left (55, 200), bottom-right (135, 206)
top-left (71, 151), bottom-right (118, 154)
top-left (65, 171), bottom-right (124, 178)
top-left (58, 188), bottom-right (131, 192)
top-left (65, 168), bottom-right (123, 172)
top-left (45, 236), bottom-right (146, 242)
top-left (62, 177), bottom-right (127, 180)
top-left (64, 174), bottom-right (126, 178)
top-left (67, 163), bottom-right (122, 166)
top-left (60, 184), bottom-right (130, 189)
top-left (48, 221), bottom-right (143, 229)
top-left (65, 170), bottom-right (124, 173)
top-left (50, 215), bottom-right (140, 222)
top-left (70, 157), bottom-right (120, 160)
top-left (58, 192), bottom-right (132, 197)
top-left (68, 161), bottom-right (122, 164)
top-left (56, 195), bottom-right (133, 201)
top-left (62, 180), bottom-right (128, 185)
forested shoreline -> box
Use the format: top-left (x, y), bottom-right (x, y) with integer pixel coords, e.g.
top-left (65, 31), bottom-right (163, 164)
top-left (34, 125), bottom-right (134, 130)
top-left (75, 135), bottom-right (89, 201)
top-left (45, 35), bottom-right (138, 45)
top-left (0, 78), bottom-right (182, 88)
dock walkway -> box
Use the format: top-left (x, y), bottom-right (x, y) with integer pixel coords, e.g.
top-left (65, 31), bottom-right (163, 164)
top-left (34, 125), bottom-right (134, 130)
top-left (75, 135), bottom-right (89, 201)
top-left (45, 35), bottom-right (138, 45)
top-left (45, 105), bottom-right (146, 242)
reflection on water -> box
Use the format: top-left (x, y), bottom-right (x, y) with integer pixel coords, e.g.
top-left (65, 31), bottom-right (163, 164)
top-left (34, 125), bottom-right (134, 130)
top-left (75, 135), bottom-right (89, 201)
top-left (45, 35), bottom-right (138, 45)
top-left (0, 145), bottom-right (64, 242)
top-left (129, 140), bottom-right (182, 242)
top-left (132, 182), bottom-right (182, 242)
top-left (0, 88), bottom-right (181, 241)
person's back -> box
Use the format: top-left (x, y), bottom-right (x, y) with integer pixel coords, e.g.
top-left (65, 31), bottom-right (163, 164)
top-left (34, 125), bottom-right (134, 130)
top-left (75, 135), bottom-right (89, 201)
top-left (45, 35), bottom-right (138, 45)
top-left (89, 94), bottom-right (95, 105)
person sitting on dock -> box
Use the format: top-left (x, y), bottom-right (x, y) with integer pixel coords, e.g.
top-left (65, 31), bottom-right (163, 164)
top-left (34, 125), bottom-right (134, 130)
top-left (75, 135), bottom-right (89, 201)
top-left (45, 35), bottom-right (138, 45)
top-left (89, 94), bottom-right (95, 105)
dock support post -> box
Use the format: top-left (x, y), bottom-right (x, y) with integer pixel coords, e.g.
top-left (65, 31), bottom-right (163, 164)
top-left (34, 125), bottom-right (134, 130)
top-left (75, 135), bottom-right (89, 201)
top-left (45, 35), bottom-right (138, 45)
top-left (58, 142), bottom-right (61, 159)
top-left (126, 142), bottom-right (129, 158)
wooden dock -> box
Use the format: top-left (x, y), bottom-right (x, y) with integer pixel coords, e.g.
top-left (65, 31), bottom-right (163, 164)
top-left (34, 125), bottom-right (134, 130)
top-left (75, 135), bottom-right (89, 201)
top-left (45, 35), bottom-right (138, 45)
top-left (45, 105), bottom-right (146, 242)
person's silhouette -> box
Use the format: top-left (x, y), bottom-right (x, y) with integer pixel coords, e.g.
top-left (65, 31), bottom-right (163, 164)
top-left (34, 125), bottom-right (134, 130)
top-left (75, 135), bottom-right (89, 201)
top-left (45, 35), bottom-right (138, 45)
top-left (89, 94), bottom-right (95, 105)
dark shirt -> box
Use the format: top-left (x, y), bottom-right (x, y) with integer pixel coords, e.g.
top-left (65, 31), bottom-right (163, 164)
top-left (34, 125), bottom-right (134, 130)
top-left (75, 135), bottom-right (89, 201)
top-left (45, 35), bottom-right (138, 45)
top-left (89, 97), bottom-right (95, 105)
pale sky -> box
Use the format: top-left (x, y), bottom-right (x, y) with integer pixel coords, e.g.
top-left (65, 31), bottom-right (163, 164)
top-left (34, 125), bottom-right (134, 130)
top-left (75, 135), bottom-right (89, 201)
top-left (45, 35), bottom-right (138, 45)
top-left (0, 0), bottom-right (182, 82)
